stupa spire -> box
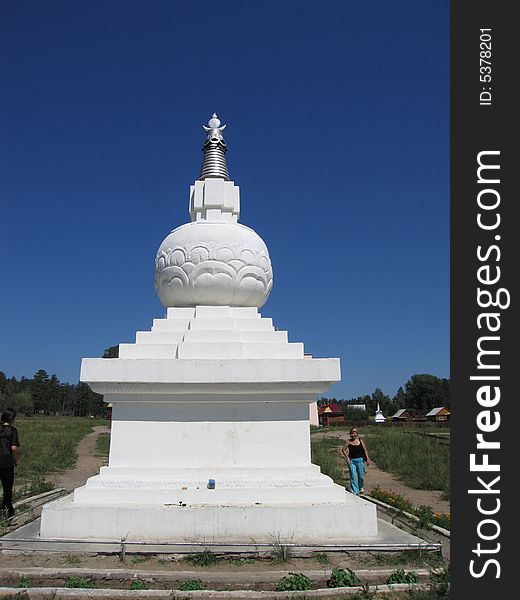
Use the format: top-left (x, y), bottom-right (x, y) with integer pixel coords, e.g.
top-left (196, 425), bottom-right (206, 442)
top-left (198, 113), bottom-right (230, 181)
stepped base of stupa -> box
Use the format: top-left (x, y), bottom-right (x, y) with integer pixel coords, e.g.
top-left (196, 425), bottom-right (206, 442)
top-left (39, 305), bottom-right (378, 542)
top-left (40, 493), bottom-right (377, 542)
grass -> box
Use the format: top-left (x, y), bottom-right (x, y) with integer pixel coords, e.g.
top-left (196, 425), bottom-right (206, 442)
top-left (368, 551), bottom-right (444, 568)
top-left (95, 432), bottom-right (110, 459)
top-left (14, 416), bottom-right (108, 501)
top-left (310, 437), bottom-right (346, 486)
top-left (365, 428), bottom-right (450, 497)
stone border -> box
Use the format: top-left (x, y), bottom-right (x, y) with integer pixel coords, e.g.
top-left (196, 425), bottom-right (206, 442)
top-left (0, 583), bottom-right (436, 598)
top-left (0, 566), bottom-right (433, 585)
top-left (362, 495), bottom-right (451, 538)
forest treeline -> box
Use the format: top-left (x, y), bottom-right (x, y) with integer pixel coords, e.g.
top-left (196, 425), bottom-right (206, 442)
top-left (0, 347), bottom-right (125, 416)
top-left (0, 369), bottom-right (105, 417)
top-left (320, 374), bottom-right (450, 420)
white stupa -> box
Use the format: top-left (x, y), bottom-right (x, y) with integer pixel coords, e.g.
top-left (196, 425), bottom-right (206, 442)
top-left (374, 403), bottom-right (386, 424)
top-left (40, 115), bottom-right (377, 543)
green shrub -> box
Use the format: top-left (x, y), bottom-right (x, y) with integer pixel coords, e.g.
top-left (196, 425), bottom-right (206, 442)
top-left (416, 505), bottom-right (434, 529)
top-left (276, 572), bottom-right (312, 592)
top-left (386, 569), bottom-right (419, 584)
top-left (130, 579), bottom-right (147, 590)
top-left (327, 567), bottom-right (361, 587)
top-left (65, 576), bottom-right (94, 588)
top-left (179, 579), bottom-right (205, 591)
top-left (432, 512), bottom-right (451, 530)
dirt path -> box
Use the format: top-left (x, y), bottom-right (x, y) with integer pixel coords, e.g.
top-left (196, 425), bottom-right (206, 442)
top-left (49, 425), bottom-right (110, 492)
top-left (313, 430), bottom-right (450, 515)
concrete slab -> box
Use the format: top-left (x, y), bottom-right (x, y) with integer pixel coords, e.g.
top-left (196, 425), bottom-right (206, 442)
top-left (2, 511), bottom-right (431, 555)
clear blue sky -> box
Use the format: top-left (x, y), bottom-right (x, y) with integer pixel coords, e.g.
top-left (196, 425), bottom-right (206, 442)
top-left (0, 1), bottom-right (449, 400)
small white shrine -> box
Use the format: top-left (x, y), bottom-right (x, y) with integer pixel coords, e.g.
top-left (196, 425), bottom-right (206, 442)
top-left (40, 115), bottom-right (377, 543)
top-left (374, 403), bottom-right (386, 424)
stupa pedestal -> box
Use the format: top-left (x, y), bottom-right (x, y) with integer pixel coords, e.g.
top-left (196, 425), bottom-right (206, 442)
top-left (41, 305), bottom-right (377, 541)
top-left (40, 114), bottom-right (378, 543)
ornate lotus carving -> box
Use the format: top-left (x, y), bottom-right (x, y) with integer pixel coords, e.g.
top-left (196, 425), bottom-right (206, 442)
top-left (154, 222), bottom-right (273, 308)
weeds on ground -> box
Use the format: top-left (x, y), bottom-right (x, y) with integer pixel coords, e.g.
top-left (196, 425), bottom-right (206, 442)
top-left (276, 572), bottom-right (311, 592)
top-left (416, 505), bottom-right (435, 529)
top-left (369, 550), bottom-right (444, 568)
top-left (18, 577), bottom-right (31, 588)
top-left (386, 569), bottom-right (419, 584)
top-left (405, 591), bottom-right (443, 599)
top-left (64, 555), bottom-right (81, 566)
top-left (130, 579), bottom-right (147, 590)
top-left (13, 474), bottom-right (54, 503)
top-left (132, 554), bottom-right (152, 564)
top-left (185, 548), bottom-right (218, 566)
top-left (178, 579), bottom-right (205, 591)
top-left (64, 576), bottom-right (94, 588)
top-left (228, 556), bottom-right (257, 565)
top-left (429, 565), bottom-right (450, 597)
top-left (350, 582), bottom-right (375, 599)
top-left (313, 552), bottom-right (330, 565)
top-left (268, 533), bottom-right (293, 562)
top-left (327, 567), bottom-right (361, 588)
top-left (0, 510), bottom-right (11, 533)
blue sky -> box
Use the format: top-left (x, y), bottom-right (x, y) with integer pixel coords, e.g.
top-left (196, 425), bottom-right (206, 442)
top-left (0, 1), bottom-right (449, 399)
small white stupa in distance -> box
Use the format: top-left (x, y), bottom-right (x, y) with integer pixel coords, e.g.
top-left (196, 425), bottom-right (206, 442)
top-left (40, 115), bottom-right (378, 543)
top-left (374, 403), bottom-right (386, 424)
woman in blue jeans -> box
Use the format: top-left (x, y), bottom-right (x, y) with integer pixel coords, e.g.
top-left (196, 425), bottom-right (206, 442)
top-left (341, 427), bottom-right (370, 495)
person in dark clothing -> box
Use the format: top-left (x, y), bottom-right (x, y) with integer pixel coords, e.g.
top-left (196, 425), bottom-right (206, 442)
top-left (0, 408), bottom-right (20, 518)
top-left (341, 427), bottom-right (370, 495)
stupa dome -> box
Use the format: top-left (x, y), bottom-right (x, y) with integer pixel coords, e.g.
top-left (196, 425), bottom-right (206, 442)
top-left (154, 115), bottom-right (273, 308)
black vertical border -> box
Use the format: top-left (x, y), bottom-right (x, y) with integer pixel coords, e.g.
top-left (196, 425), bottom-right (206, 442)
top-left (451, 1), bottom-right (516, 596)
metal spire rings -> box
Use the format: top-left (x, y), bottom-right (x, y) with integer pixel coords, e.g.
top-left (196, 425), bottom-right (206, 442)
top-left (198, 113), bottom-right (230, 181)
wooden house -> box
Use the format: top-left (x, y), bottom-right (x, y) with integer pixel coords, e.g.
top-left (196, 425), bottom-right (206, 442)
top-left (318, 402), bottom-right (345, 427)
top-left (391, 408), bottom-right (414, 422)
top-left (425, 406), bottom-right (450, 422)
